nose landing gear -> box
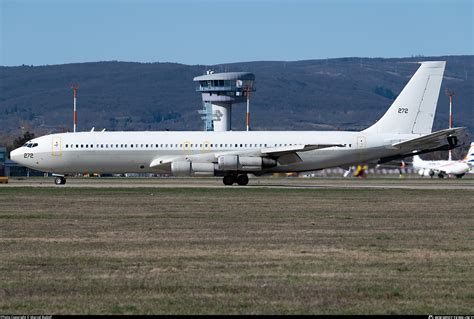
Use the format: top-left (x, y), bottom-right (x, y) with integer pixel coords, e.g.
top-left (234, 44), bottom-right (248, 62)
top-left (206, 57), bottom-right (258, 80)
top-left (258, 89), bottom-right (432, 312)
top-left (54, 176), bottom-right (66, 185)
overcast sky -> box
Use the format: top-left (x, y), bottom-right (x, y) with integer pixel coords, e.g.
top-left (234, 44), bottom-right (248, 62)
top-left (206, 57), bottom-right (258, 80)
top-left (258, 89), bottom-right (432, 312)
top-left (1, 0), bottom-right (472, 66)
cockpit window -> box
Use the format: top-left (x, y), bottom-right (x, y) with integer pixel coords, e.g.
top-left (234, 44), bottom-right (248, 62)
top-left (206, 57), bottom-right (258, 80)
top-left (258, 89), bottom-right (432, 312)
top-left (24, 142), bottom-right (38, 148)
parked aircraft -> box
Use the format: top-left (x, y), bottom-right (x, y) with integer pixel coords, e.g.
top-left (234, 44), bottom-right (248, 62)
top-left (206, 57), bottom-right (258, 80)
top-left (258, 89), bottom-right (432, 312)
top-left (10, 61), bottom-right (469, 185)
top-left (414, 142), bottom-right (474, 178)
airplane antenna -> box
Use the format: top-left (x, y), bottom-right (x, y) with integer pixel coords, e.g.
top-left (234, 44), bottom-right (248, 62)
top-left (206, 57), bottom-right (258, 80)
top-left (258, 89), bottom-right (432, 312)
top-left (446, 89), bottom-right (455, 161)
top-left (71, 83), bottom-right (80, 132)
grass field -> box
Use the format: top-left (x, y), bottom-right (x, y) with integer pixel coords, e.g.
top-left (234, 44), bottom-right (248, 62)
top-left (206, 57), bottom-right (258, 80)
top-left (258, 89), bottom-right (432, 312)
top-left (0, 185), bottom-right (473, 314)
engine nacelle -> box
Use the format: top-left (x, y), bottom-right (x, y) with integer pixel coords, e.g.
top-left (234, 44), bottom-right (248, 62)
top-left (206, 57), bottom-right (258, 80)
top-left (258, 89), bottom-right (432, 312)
top-left (217, 155), bottom-right (276, 171)
top-left (171, 161), bottom-right (215, 177)
top-left (418, 168), bottom-right (434, 177)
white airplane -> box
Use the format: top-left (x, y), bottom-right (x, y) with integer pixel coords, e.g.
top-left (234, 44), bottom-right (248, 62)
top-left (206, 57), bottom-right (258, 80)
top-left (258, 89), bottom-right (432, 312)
top-left (468, 142), bottom-right (474, 174)
top-left (413, 142), bottom-right (474, 178)
top-left (10, 61), bottom-right (469, 186)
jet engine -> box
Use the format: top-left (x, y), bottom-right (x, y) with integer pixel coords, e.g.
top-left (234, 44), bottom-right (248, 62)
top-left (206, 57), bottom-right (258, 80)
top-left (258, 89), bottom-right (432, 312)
top-left (418, 168), bottom-right (434, 177)
top-left (217, 155), bottom-right (276, 171)
top-left (171, 161), bottom-right (215, 177)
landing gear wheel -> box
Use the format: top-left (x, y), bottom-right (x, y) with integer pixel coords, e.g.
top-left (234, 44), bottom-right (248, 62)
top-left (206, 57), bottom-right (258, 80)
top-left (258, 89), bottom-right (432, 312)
top-left (236, 174), bottom-right (249, 186)
top-left (438, 173), bottom-right (445, 179)
top-left (223, 175), bottom-right (235, 186)
top-left (54, 176), bottom-right (66, 185)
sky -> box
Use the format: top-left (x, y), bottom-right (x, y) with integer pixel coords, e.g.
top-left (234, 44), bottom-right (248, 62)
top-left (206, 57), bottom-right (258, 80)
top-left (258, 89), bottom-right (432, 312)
top-left (0, 0), bottom-right (473, 66)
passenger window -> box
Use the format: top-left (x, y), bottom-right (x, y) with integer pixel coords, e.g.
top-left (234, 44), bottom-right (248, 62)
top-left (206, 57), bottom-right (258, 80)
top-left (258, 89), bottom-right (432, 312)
top-left (131, 144), bottom-right (133, 148)
top-left (66, 144), bottom-right (68, 148)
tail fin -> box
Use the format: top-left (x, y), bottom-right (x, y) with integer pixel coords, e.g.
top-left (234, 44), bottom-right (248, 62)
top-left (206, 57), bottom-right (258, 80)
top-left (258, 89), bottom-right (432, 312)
top-left (364, 61), bottom-right (446, 135)
top-left (463, 142), bottom-right (474, 164)
top-left (412, 155), bottom-right (424, 166)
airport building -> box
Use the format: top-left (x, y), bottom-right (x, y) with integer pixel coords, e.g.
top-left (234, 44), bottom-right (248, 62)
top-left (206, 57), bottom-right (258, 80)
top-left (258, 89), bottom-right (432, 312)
top-left (0, 147), bottom-right (5, 176)
top-left (194, 71), bottom-right (255, 131)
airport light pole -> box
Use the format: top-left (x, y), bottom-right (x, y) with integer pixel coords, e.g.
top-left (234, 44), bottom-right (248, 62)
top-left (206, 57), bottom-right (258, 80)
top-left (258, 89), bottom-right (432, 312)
top-left (71, 83), bottom-right (79, 132)
top-left (446, 89), bottom-right (455, 161)
top-left (245, 85), bottom-right (251, 131)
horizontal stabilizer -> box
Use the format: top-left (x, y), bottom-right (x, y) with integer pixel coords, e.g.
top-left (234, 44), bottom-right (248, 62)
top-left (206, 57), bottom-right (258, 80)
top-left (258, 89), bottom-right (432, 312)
top-left (392, 127), bottom-right (468, 151)
top-left (379, 127), bottom-right (469, 164)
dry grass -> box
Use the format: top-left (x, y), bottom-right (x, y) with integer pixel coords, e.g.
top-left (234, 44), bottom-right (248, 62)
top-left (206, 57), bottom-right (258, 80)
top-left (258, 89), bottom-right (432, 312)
top-left (0, 186), bottom-right (473, 314)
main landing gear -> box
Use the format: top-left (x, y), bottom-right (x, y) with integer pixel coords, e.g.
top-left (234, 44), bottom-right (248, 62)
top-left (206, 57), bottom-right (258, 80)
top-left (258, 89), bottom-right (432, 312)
top-left (222, 174), bottom-right (249, 186)
top-left (54, 176), bottom-right (66, 185)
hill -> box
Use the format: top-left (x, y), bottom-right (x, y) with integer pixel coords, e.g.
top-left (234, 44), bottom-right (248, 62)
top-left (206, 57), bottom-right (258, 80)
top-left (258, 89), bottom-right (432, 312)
top-left (0, 56), bottom-right (472, 137)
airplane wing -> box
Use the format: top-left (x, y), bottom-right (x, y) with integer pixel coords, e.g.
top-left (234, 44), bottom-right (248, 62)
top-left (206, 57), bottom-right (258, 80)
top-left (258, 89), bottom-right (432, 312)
top-left (149, 143), bottom-right (343, 168)
top-left (260, 144), bottom-right (343, 165)
top-left (149, 155), bottom-right (181, 170)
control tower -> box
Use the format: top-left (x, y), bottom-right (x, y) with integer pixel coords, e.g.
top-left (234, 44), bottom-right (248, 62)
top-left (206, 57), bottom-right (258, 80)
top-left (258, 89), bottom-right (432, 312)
top-left (194, 71), bottom-right (255, 131)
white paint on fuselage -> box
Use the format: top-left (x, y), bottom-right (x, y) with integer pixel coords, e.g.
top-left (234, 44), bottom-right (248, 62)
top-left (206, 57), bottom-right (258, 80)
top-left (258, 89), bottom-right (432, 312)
top-left (11, 130), bottom-right (420, 175)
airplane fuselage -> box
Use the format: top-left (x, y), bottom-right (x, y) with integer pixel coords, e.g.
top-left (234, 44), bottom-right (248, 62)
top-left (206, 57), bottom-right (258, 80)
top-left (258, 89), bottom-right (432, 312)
top-left (12, 130), bottom-right (419, 175)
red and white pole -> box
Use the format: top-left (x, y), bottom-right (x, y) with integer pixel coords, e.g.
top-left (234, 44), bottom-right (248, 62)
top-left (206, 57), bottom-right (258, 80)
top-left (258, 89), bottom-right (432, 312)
top-left (71, 83), bottom-right (79, 132)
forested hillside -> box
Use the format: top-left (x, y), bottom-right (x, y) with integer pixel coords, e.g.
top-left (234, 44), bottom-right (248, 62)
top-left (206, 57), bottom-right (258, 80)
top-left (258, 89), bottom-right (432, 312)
top-left (0, 56), bottom-right (472, 138)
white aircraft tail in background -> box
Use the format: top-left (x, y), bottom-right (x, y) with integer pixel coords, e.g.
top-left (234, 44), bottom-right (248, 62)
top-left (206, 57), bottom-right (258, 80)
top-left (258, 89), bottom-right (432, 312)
top-left (463, 142), bottom-right (474, 173)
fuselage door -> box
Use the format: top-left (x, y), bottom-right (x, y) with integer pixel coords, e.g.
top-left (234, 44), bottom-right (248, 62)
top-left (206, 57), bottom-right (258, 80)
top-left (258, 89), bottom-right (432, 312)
top-left (52, 137), bottom-right (62, 156)
top-left (357, 136), bottom-right (366, 149)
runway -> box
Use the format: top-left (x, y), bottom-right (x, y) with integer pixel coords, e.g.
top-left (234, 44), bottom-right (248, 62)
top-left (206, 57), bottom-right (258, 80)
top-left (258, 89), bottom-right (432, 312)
top-left (3, 176), bottom-right (474, 190)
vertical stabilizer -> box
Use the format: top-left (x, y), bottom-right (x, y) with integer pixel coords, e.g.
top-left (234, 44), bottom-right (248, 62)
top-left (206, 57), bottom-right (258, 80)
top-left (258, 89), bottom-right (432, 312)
top-left (463, 142), bottom-right (474, 164)
top-left (412, 155), bottom-right (424, 166)
top-left (364, 61), bottom-right (446, 135)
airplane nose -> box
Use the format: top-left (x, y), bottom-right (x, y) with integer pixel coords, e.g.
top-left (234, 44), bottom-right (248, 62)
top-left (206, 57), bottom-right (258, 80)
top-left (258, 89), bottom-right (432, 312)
top-left (10, 148), bottom-right (23, 164)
